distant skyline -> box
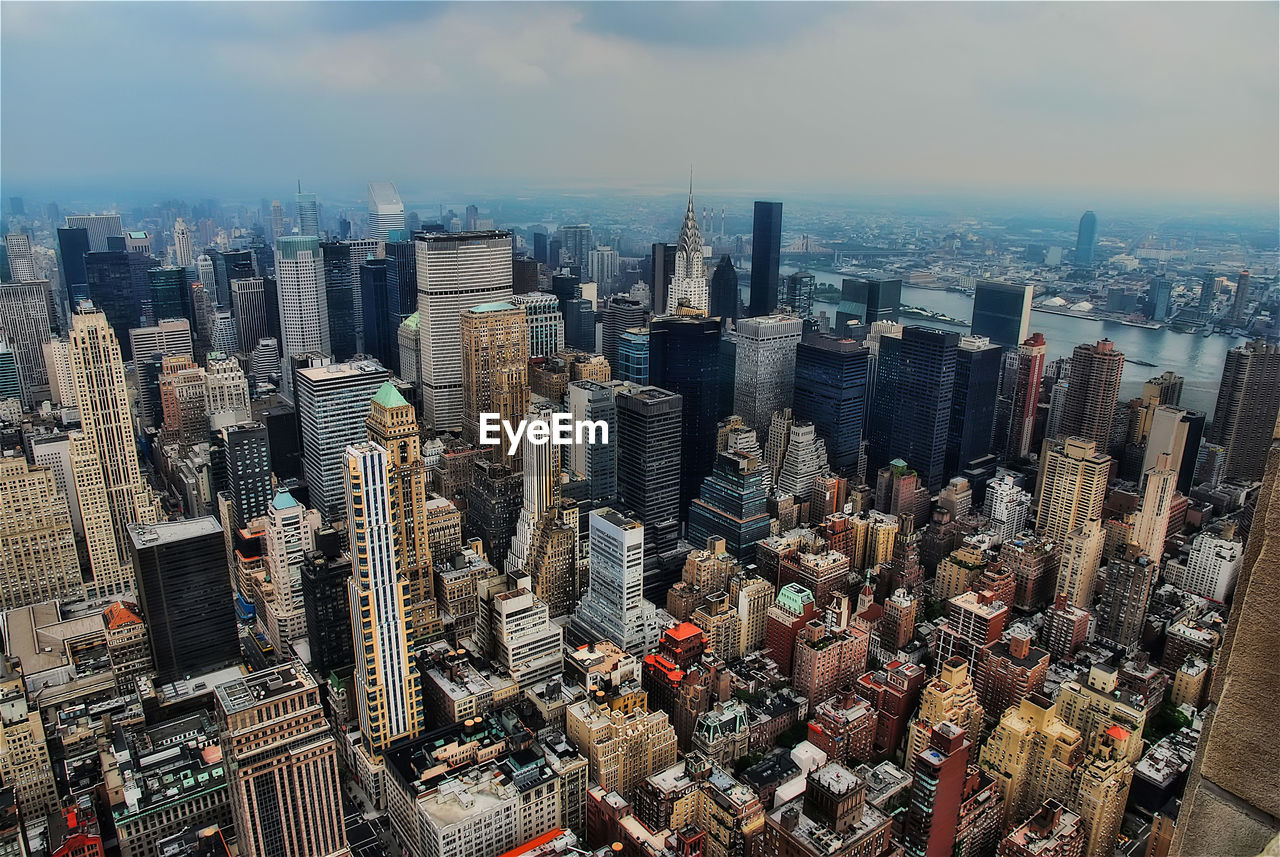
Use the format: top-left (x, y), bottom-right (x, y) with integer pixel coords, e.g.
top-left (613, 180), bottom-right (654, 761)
top-left (2, 2), bottom-right (1277, 209)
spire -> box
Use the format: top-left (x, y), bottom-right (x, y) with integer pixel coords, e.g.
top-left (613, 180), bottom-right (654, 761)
top-left (677, 168), bottom-right (702, 256)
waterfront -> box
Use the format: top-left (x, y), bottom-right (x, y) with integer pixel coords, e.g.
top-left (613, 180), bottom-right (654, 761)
top-left (765, 267), bottom-right (1246, 416)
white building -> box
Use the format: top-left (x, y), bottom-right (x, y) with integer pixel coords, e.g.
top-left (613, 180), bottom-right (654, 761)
top-left (983, 473), bottom-right (1031, 545)
top-left (510, 292), bottom-right (564, 358)
top-left (776, 422), bottom-right (827, 503)
top-left (506, 400), bottom-right (563, 576)
top-left (4, 233), bottom-right (37, 281)
top-left (367, 181), bottom-right (405, 242)
top-left (275, 236), bottom-right (330, 394)
top-left (0, 280), bottom-right (53, 407)
top-left (588, 245), bottom-right (619, 287)
top-left (205, 353), bottom-right (251, 429)
top-left (261, 488), bottom-right (319, 650)
top-left (128, 318), bottom-right (193, 367)
top-left (65, 214), bottom-right (124, 252)
top-left (415, 231), bottom-right (513, 432)
top-left (296, 191), bottom-right (319, 237)
top-left (492, 587), bottom-right (564, 686)
top-left (666, 181), bottom-right (708, 315)
top-left (734, 314), bottom-right (803, 433)
top-left (1164, 531), bottom-right (1243, 603)
top-left (571, 508), bottom-right (659, 654)
top-left (172, 218), bottom-right (194, 267)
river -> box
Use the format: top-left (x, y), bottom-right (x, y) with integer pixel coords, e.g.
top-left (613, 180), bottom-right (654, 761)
top-left (748, 267), bottom-right (1245, 416)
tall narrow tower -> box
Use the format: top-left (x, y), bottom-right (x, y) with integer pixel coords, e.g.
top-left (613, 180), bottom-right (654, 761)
top-left (666, 174), bottom-right (708, 315)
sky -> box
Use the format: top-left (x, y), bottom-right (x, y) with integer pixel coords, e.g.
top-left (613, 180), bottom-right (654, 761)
top-left (2, 2), bottom-right (1277, 209)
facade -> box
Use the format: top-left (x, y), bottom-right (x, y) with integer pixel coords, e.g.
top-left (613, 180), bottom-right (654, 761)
top-left (903, 722), bottom-right (972, 857)
top-left (1163, 531), bottom-right (1243, 603)
top-left (1075, 211), bottom-right (1097, 267)
top-left (971, 280), bottom-right (1033, 349)
top-left (0, 457), bottom-right (82, 610)
top-left (749, 201), bottom-right (782, 317)
top-left (1208, 339), bottom-right (1280, 481)
top-left (687, 450), bottom-right (772, 562)
top-left (0, 279), bottom-right (53, 407)
top-left (761, 763), bottom-right (894, 857)
top-left (460, 301), bottom-right (530, 458)
top-left (615, 385), bottom-right (682, 556)
top-left (367, 181), bottom-right (405, 241)
top-left (793, 333), bottom-right (869, 477)
top-left (906, 658), bottom-right (984, 775)
top-left (666, 182), bottom-right (708, 314)
top-left (218, 421), bottom-right (273, 533)
top-left (1060, 340), bottom-right (1124, 447)
top-left (734, 314), bottom-right (803, 433)
top-left (1036, 438), bottom-right (1109, 544)
top-left (566, 694), bottom-right (677, 802)
top-left (0, 657), bottom-right (58, 822)
top-left (948, 335), bottom-right (1003, 475)
top-left (274, 236), bottom-right (330, 393)
top-left (572, 508), bottom-right (659, 654)
top-left (566, 380), bottom-right (617, 502)
top-left (1006, 333), bottom-right (1048, 460)
top-left (511, 292), bottom-right (564, 359)
top-left (649, 316), bottom-right (723, 511)
top-left (320, 241), bottom-right (358, 361)
top-left (979, 694), bottom-right (1081, 825)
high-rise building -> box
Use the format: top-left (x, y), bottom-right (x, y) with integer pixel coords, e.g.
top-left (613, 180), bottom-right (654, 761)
top-left (571, 508), bottom-right (660, 654)
top-left (415, 231), bottom-right (514, 431)
top-left (1094, 546), bottom-right (1156, 651)
top-left (650, 316), bottom-right (723, 510)
top-left (1060, 340), bottom-right (1124, 447)
top-left (0, 279), bottom-right (52, 407)
top-left (128, 518), bottom-right (239, 682)
top-left (999, 801), bottom-right (1084, 857)
top-left (172, 217), bottom-right (194, 267)
top-left (296, 190), bottom-right (320, 237)
top-left (666, 180), bottom-right (708, 315)
top-left (588, 245), bottom-right (619, 287)
top-left (793, 333), bottom-right (869, 477)
top-left (295, 358), bottom-right (392, 519)
top-left (1072, 730), bottom-right (1133, 857)
top-left (367, 181), bottom-right (405, 241)
top-left (775, 421), bottom-right (829, 503)
top-left (650, 241), bottom-right (676, 318)
top-left (600, 295), bottom-right (646, 370)
top-left (1035, 437), bottom-right (1109, 543)
top-left (218, 421), bottom-right (273, 533)
top-left (3, 233), bottom-right (36, 281)
top-left (782, 271), bottom-right (816, 318)
top-left (57, 226), bottom-right (91, 302)
top-left (1208, 339), bottom-right (1280, 482)
top-left (971, 281), bottom-right (1033, 349)
top-left (559, 224), bottom-right (594, 270)
top-left (1133, 453), bottom-right (1177, 561)
top-left (906, 658), bottom-right (984, 775)
top-left (1055, 519), bottom-right (1105, 609)
top-left (1142, 405), bottom-right (1203, 495)
top-left (733, 313), bottom-right (803, 434)
top-left (302, 530), bottom-right (354, 677)
top-left (211, 248), bottom-right (255, 309)
top-left (506, 399), bottom-right (563, 577)
top-left (837, 275), bottom-right (901, 329)
top-left (0, 457), bottom-right (82, 610)
top-left (460, 301), bottom-right (530, 459)
top-left (1006, 333), bottom-right (1048, 460)
top-left (615, 384), bottom-right (683, 554)
top-left (146, 265), bottom-right (189, 326)
top-left (275, 236), bottom-right (329, 392)
top-left (566, 379), bottom-right (617, 502)
top-left (1230, 269), bottom-right (1251, 328)
top-left (948, 335), bottom-right (1002, 475)
top-left (979, 693), bottom-right (1082, 825)
top-left (511, 292), bottom-right (564, 359)
top-left (0, 657), bottom-right (59, 822)
top-left (687, 450), bottom-right (772, 562)
top-left (231, 276), bottom-right (270, 358)
top-left (709, 254), bottom-right (739, 319)
top-left (359, 256), bottom-right (393, 367)
top-left (216, 663), bottom-right (350, 857)
top-left (1075, 211), bottom-right (1097, 267)
top-left (69, 305), bottom-right (157, 597)
top-left (345, 441), bottom-right (422, 755)
top-left (65, 213), bottom-right (124, 252)
top-left (1163, 530), bottom-right (1243, 603)
top-left (903, 722), bottom-right (972, 857)
top-left (320, 241), bottom-right (357, 361)
top-left (85, 249), bottom-right (142, 356)
top-left (749, 201), bottom-right (782, 317)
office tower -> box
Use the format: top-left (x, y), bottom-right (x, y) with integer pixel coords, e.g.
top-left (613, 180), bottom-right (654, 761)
top-left (905, 659), bottom-right (984, 774)
top-left (749, 201), bottom-right (782, 316)
top-left (980, 693), bottom-right (1082, 825)
top-left (208, 354), bottom-right (252, 424)
top-left (615, 327), bottom-right (649, 384)
top-left (85, 248), bottom-right (142, 356)
top-left (344, 236), bottom-right (381, 336)
top-left (511, 255), bottom-right (538, 295)
top-left (146, 265), bottom-right (189, 324)
top-left (274, 236), bottom-right (329, 391)
top-left (359, 256), bottom-right (393, 367)
top-left (1145, 275), bottom-right (1173, 321)
top-left (1230, 269), bottom-right (1251, 328)
top-left (1070, 731), bottom-right (1133, 857)
top-left (218, 421), bottom-right (272, 532)
top-left (1055, 519), bottom-right (1104, 609)
top-left (367, 181), bottom-right (405, 241)
top-left (231, 276), bottom-right (269, 357)
top-left (57, 226), bottom-right (91, 301)
top-left (296, 189), bottom-right (319, 237)
top-left (650, 241), bottom-right (676, 317)
top-left (971, 280), bottom-right (1033, 348)
top-left (211, 248), bottom-right (255, 309)
top-left (0, 344), bottom-right (17, 402)
top-left (258, 488), bottom-right (320, 650)
top-left (130, 231), bottom-right (154, 256)
top-left (559, 223), bottom-right (594, 269)
top-left (1164, 530), bottom-right (1243, 603)
top-left (1000, 801), bottom-right (1084, 857)
top-left (589, 244), bottom-right (619, 286)
top-left (666, 181), bottom-right (708, 315)
top-left (903, 722), bottom-right (972, 857)
top-left (295, 358), bottom-right (392, 519)
top-left (69, 306), bottom-right (157, 597)
top-left (345, 441), bottom-right (422, 754)
top-left (793, 333), bottom-right (869, 478)
top-left (460, 301), bottom-right (529, 458)
top-left (171, 217), bottom-right (194, 267)
top-left (268, 200), bottom-right (286, 238)
top-left (66, 213), bottom-right (124, 252)
top-left (0, 457), bottom-right (82, 610)
top-left (1142, 406), bottom-right (1203, 494)
top-left (837, 275), bottom-right (902, 329)
top-left (3, 233), bottom-right (36, 281)
top-left (947, 335), bottom-right (1002, 475)
top-left (0, 657), bottom-right (59, 822)
top-left (1209, 339), bottom-right (1280, 481)
top-left (128, 518), bottom-right (238, 681)
top-left (216, 663), bottom-right (350, 857)
top-left (567, 379), bottom-right (617, 501)
top-left (1036, 437), bottom-right (1109, 543)
top-left (563, 296), bottom-right (595, 351)
top-left (615, 385), bottom-right (682, 557)
top-left (601, 295), bottom-right (646, 369)
top-left (650, 316), bottom-right (721, 508)
top-left (196, 252), bottom-right (215, 295)
top-left (532, 230), bottom-right (548, 265)
top-left (397, 314), bottom-right (419, 384)
top-left (733, 314), bottom-right (803, 433)
top-left (415, 231), bottom-right (513, 431)
top-left (687, 450), bottom-right (772, 562)
top-left (157, 356), bottom-right (209, 446)
top-left (1060, 340), bottom-right (1124, 446)
top-left (506, 400), bottom-right (562, 577)
top-left (302, 531), bottom-right (354, 676)
top-left (782, 271), bottom-right (816, 318)
top-left (252, 336), bottom-right (281, 380)
top-left (984, 474), bottom-right (1031, 544)
top-left (572, 508), bottom-right (659, 654)
top-left (0, 279), bottom-right (52, 407)
top-left (318, 241), bottom-right (357, 361)
top-left (510, 292), bottom-right (563, 359)
top-left (1006, 333), bottom-right (1047, 459)
top-left (868, 326), bottom-right (959, 492)
top-left (709, 254), bottom-right (739, 319)
top-left (209, 309), bottom-right (238, 355)
top-left (382, 237), bottom-right (417, 366)
top-left (775, 421), bottom-right (829, 503)
top-left (1074, 211), bottom-right (1097, 266)
top-left (1133, 453), bottom-right (1177, 560)
top-left (1094, 546), bottom-right (1156, 650)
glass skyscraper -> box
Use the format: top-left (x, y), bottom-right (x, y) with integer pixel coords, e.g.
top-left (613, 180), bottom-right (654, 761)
top-left (793, 333), bottom-right (869, 477)
top-left (970, 280), bottom-right (1032, 349)
top-left (686, 450), bottom-right (771, 562)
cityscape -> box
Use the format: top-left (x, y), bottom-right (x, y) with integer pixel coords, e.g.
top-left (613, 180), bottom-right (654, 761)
top-left (0, 4), bottom-right (1278, 857)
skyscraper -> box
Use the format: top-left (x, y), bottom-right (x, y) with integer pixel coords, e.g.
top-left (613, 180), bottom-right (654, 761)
top-left (172, 217), bottom-right (194, 267)
top-left (146, 265), bottom-right (189, 325)
top-left (566, 379), bottom-right (618, 502)
top-left (1209, 339), bottom-right (1280, 482)
top-left (1075, 210), bottom-right (1097, 267)
top-left (650, 316), bottom-right (722, 510)
top-left (650, 241), bottom-right (676, 318)
top-left (218, 421), bottom-right (273, 533)
top-left (1132, 453), bottom-right (1177, 561)
top-left (85, 249), bottom-right (141, 356)
top-left (0, 279), bottom-right (52, 407)
top-left (345, 441), bottom-right (422, 755)
top-left (1230, 270), bottom-right (1251, 328)
top-left (367, 181), bottom-right (405, 241)
top-left (3, 233), bottom-right (36, 281)
top-left (57, 226), bottom-right (91, 303)
top-left (216, 663), bottom-right (350, 857)
top-left (1094, 546), bottom-right (1156, 651)
top-left (903, 722), bottom-right (972, 857)
top-left (231, 276), bottom-right (269, 358)
top-left (616, 385), bottom-right (683, 557)
top-left (571, 508), bottom-right (660, 654)
top-left (560, 224), bottom-right (594, 270)
top-left (971, 280), bottom-right (1033, 349)
top-left (837, 275), bottom-right (901, 329)
top-left (0, 457), bottom-right (82, 611)
top-left (793, 333), bottom-right (870, 477)
top-left (506, 399), bottom-right (563, 576)
top-left (296, 190), bottom-right (319, 237)
top-left (733, 313), bottom-right (803, 434)
top-left (320, 241), bottom-right (357, 361)
top-left (686, 450), bottom-right (772, 562)
top-left (295, 358), bottom-right (393, 519)
top-left (749, 201), bottom-right (782, 317)
top-left (666, 180), bottom-right (708, 315)
top-left (947, 335), bottom-right (1002, 476)
top-left (1006, 333), bottom-right (1047, 460)
top-left (1035, 438), bottom-right (1109, 544)
top-left (415, 230), bottom-right (513, 431)
top-left (359, 256), bottom-right (393, 367)
top-left (601, 295), bottom-right (646, 370)
top-left (69, 305), bottom-right (157, 597)
top-left (709, 254), bottom-right (739, 319)
top-left (274, 236), bottom-right (330, 393)
top-left (66, 213), bottom-right (124, 252)
top-left (1060, 340), bottom-right (1124, 447)
top-left (460, 301), bottom-right (530, 462)
top-left (512, 292), bottom-right (564, 359)
top-left (128, 518), bottom-right (239, 682)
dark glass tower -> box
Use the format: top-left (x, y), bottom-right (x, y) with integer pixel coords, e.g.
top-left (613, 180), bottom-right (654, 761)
top-left (650, 243), bottom-right (675, 318)
top-left (649, 316), bottom-right (722, 512)
top-left (128, 518), bottom-right (239, 683)
top-left (302, 527), bottom-right (354, 677)
top-left (85, 249), bottom-right (139, 358)
top-left (320, 241), bottom-right (357, 361)
top-left (57, 226), bottom-right (91, 303)
top-left (602, 296), bottom-right (647, 370)
top-left (709, 254), bottom-right (739, 320)
top-left (946, 336), bottom-right (1002, 476)
top-left (836, 275), bottom-right (901, 331)
top-left (616, 386), bottom-right (683, 594)
top-left (970, 280), bottom-right (1032, 348)
top-left (532, 231), bottom-right (548, 266)
top-left (686, 450), bottom-right (772, 562)
top-left (147, 266), bottom-right (190, 325)
top-left (749, 201), bottom-right (782, 317)
top-left (359, 258), bottom-right (392, 369)
top-left (213, 248), bottom-right (255, 308)
top-left (1075, 210), bottom-right (1097, 266)
top-left (219, 421), bottom-right (273, 532)
top-left (565, 298), bottom-right (596, 351)
top-left (384, 238), bottom-right (418, 371)
top-left (793, 333), bottom-right (869, 477)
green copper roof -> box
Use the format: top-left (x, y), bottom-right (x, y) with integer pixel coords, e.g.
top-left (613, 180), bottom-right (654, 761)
top-left (776, 583), bottom-right (815, 613)
top-left (401, 311), bottom-right (420, 331)
top-left (469, 300), bottom-right (517, 313)
top-left (372, 381), bottom-right (408, 409)
top-left (272, 489), bottom-right (299, 511)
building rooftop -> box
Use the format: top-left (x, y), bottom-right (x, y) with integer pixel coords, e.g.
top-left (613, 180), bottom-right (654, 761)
top-left (127, 516), bottom-right (222, 549)
top-left (215, 661), bottom-right (311, 714)
top-left (371, 381), bottom-right (409, 409)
